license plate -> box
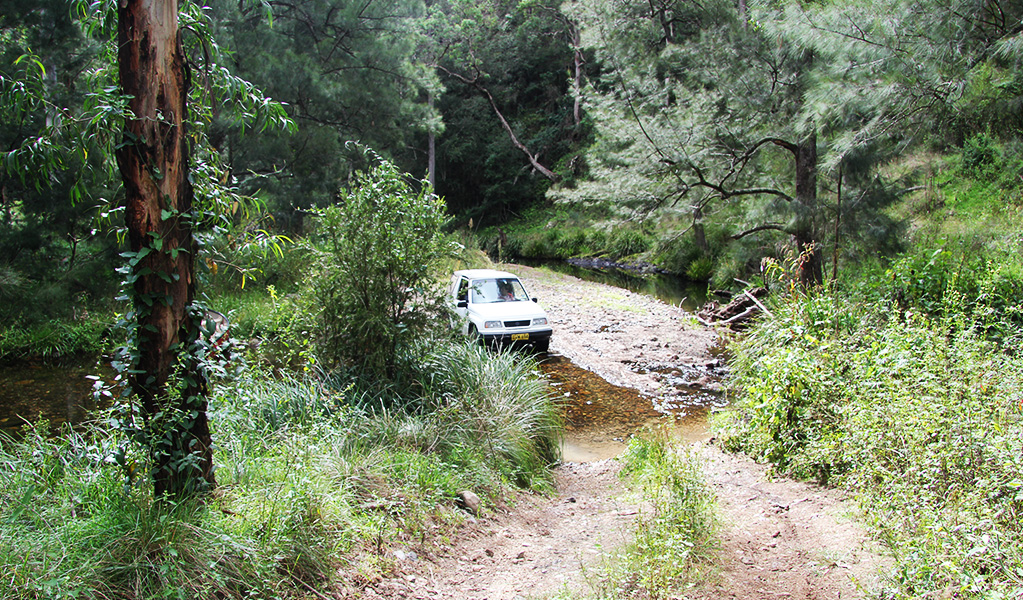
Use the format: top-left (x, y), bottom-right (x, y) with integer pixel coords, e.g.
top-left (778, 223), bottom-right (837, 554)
top-left (511, 333), bottom-right (529, 341)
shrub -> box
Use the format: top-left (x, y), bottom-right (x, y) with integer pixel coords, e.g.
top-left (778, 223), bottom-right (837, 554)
top-left (586, 229), bottom-right (609, 255)
top-left (223, 285), bottom-right (317, 371)
top-left (520, 233), bottom-right (548, 259)
top-left (607, 228), bottom-right (650, 260)
top-left (961, 131), bottom-right (998, 175)
top-left (878, 246), bottom-right (1023, 343)
top-left (718, 288), bottom-right (1023, 598)
top-left (405, 341), bottom-right (561, 487)
top-left (551, 229), bottom-right (588, 259)
top-left (311, 153), bottom-right (452, 376)
top-left (653, 234), bottom-right (702, 275)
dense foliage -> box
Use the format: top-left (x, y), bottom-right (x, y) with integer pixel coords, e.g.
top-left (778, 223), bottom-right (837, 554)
top-left (718, 244), bottom-right (1023, 598)
top-left (3, 0), bottom-right (1023, 597)
top-left (511, 0), bottom-right (1019, 286)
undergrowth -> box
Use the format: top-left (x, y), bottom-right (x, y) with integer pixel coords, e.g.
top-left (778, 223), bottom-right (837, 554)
top-left (717, 252), bottom-right (1023, 598)
top-left (0, 340), bottom-right (559, 599)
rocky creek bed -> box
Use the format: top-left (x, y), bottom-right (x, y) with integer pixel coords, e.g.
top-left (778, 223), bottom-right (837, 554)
top-left (359, 265), bottom-right (891, 600)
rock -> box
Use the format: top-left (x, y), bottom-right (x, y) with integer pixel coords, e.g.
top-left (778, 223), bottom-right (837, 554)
top-left (393, 549), bottom-right (418, 562)
top-left (458, 490), bottom-right (482, 516)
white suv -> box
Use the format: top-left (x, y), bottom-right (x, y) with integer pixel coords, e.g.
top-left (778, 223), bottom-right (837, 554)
top-left (450, 269), bottom-right (552, 352)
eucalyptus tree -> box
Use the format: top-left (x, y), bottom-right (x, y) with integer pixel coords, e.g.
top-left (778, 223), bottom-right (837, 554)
top-left (3, 0), bottom-right (291, 498)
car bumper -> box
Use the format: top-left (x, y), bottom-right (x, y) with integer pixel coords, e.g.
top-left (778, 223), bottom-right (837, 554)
top-left (482, 328), bottom-right (552, 346)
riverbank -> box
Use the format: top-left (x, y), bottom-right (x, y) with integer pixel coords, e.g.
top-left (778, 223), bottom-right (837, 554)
top-left (522, 265), bottom-right (723, 396)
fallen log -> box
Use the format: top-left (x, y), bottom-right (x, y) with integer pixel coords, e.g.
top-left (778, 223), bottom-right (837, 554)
top-left (696, 287), bottom-right (768, 329)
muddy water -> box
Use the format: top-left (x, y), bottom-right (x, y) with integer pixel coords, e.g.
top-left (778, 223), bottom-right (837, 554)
top-left (0, 359), bottom-right (110, 432)
top-left (540, 354), bottom-right (725, 462)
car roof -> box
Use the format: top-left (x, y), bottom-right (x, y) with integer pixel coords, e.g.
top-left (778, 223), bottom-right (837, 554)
top-left (453, 269), bottom-right (519, 280)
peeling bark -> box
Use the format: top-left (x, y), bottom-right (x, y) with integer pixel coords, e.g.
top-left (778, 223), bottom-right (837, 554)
top-left (117, 0), bottom-right (215, 498)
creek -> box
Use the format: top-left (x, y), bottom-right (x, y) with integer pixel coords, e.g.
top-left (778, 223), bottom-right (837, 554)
top-left (2, 265), bottom-right (723, 459)
top-left (541, 353), bottom-right (725, 463)
top-left (522, 259), bottom-right (710, 311)
top-left (525, 260), bottom-right (726, 461)
top-left (0, 358), bottom-right (110, 433)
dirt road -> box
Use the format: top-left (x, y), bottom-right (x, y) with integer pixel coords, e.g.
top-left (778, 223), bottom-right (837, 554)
top-left (362, 265), bottom-right (890, 599)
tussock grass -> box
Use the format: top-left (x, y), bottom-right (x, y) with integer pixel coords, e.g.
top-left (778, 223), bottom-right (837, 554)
top-left (0, 318), bottom-right (109, 361)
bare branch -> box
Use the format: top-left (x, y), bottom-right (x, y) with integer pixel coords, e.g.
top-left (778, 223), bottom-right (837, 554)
top-left (436, 65), bottom-right (558, 181)
top-left (731, 223), bottom-right (787, 240)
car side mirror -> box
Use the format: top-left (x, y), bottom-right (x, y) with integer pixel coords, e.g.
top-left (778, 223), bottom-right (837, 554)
top-left (457, 300), bottom-right (468, 308)
top-left (532, 298), bottom-right (538, 303)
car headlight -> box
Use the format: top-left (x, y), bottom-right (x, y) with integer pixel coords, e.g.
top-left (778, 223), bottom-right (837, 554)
top-left (484, 320), bottom-right (502, 329)
top-left (532, 318), bottom-right (548, 326)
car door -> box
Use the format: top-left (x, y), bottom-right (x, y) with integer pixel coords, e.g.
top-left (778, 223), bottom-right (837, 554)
top-left (452, 276), bottom-right (470, 333)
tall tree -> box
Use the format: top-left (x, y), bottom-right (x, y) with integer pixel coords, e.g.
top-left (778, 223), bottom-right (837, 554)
top-left (557, 0), bottom-right (905, 285)
top-left (117, 0), bottom-right (214, 498)
top-left (424, 0), bottom-right (588, 218)
top-left (0, 0), bottom-right (292, 498)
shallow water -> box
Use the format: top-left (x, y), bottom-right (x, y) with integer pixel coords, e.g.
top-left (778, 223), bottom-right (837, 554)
top-left (540, 354), bottom-right (724, 462)
top-left (0, 358), bottom-right (110, 433)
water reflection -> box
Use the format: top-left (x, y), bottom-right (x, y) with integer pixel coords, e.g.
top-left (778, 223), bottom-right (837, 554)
top-left (0, 358), bottom-right (109, 432)
top-left (540, 354), bottom-right (724, 462)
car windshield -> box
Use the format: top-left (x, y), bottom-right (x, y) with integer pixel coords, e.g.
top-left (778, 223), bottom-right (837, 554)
top-left (470, 278), bottom-right (530, 303)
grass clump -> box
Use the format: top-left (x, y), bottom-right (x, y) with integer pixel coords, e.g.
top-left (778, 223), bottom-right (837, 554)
top-left (0, 317), bottom-right (110, 361)
top-left (579, 431), bottom-right (718, 600)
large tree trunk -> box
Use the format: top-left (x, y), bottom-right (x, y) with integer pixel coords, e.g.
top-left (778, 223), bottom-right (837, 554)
top-left (117, 0), bottom-right (215, 498)
top-left (793, 130), bottom-right (822, 287)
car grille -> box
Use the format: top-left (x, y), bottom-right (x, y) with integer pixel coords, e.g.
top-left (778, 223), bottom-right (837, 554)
top-left (504, 320), bottom-right (531, 328)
